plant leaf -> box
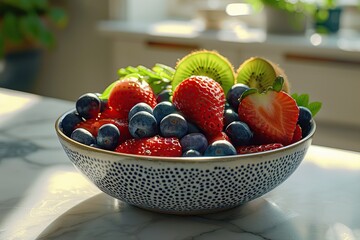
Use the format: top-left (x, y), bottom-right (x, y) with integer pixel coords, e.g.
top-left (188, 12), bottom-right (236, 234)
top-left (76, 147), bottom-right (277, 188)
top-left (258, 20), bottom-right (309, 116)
top-left (292, 93), bottom-right (309, 107)
top-left (272, 76), bottom-right (284, 92)
top-left (307, 101), bottom-right (322, 117)
top-left (3, 12), bottom-right (22, 43)
top-left (48, 7), bottom-right (68, 28)
top-left (240, 88), bottom-right (258, 101)
top-left (99, 80), bottom-right (119, 100)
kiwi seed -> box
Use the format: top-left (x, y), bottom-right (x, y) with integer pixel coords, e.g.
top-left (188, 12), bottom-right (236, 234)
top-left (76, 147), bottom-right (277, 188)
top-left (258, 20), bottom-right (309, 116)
top-left (172, 50), bottom-right (236, 95)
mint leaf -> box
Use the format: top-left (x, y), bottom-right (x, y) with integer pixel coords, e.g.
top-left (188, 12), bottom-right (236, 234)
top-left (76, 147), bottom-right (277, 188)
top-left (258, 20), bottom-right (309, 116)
top-left (297, 94), bottom-right (310, 107)
top-left (240, 88), bottom-right (258, 100)
top-left (291, 93), bottom-right (322, 117)
top-left (307, 101), bottom-right (322, 117)
top-left (272, 76), bottom-right (284, 92)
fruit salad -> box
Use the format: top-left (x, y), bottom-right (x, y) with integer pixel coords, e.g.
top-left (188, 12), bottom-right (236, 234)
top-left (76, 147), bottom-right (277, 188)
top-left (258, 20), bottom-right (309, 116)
top-left (60, 50), bottom-right (321, 157)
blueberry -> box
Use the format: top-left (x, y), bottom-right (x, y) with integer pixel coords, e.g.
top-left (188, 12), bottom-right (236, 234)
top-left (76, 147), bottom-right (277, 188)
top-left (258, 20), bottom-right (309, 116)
top-left (153, 101), bottom-right (177, 123)
top-left (71, 128), bottom-right (96, 145)
top-left (76, 93), bottom-right (102, 119)
top-left (224, 108), bottom-right (240, 127)
top-left (297, 106), bottom-right (313, 137)
top-left (226, 84), bottom-right (250, 110)
top-left (156, 89), bottom-right (172, 102)
top-left (128, 102), bottom-right (153, 120)
top-left (301, 121), bottom-right (313, 138)
top-left (96, 124), bottom-right (120, 150)
top-left (61, 111), bottom-right (82, 136)
top-left (180, 133), bottom-right (208, 154)
top-left (129, 111), bottom-right (157, 139)
top-left (95, 93), bottom-right (107, 112)
top-left (204, 140), bottom-right (237, 157)
top-left (225, 121), bottom-right (253, 146)
top-left (187, 121), bottom-right (202, 134)
top-left (182, 149), bottom-right (202, 157)
top-left (160, 113), bottom-right (188, 139)
top-left (298, 106), bottom-right (312, 126)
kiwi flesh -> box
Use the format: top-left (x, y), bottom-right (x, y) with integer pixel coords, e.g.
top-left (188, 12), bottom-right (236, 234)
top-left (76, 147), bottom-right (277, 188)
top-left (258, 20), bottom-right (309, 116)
top-left (236, 57), bottom-right (277, 93)
top-left (172, 50), bottom-right (235, 95)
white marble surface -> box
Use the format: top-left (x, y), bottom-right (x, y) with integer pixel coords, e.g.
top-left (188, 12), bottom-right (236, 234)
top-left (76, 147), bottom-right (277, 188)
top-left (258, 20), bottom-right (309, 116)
top-left (1, 88), bottom-right (360, 240)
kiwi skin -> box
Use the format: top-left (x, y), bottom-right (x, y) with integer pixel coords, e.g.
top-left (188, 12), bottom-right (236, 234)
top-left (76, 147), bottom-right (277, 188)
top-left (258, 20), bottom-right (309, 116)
top-left (236, 57), bottom-right (290, 93)
top-left (172, 49), bottom-right (236, 95)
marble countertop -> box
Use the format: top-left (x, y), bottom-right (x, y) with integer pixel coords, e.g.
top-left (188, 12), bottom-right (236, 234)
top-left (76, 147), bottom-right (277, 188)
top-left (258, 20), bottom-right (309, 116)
top-left (1, 88), bottom-right (360, 240)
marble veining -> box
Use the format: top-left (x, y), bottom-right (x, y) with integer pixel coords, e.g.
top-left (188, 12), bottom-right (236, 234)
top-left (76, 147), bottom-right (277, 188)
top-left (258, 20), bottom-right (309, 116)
top-left (1, 88), bottom-right (360, 240)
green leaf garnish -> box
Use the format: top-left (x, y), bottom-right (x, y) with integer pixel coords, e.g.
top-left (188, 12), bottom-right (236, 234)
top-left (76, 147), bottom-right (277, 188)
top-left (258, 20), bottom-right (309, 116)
top-left (101, 63), bottom-right (175, 99)
top-left (99, 80), bottom-right (119, 100)
top-left (240, 88), bottom-right (258, 101)
top-left (291, 93), bottom-right (322, 117)
top-left (272, 76), bottom-right (284, 92)
top-left (307, 101), bottom-right (322, 117)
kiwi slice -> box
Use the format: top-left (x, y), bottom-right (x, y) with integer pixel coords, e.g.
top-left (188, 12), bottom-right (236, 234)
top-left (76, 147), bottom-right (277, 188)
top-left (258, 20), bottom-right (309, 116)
top-left (172, 50), bottom-right (235, 95)
top-left (236, 57), bottom-right (277, 93)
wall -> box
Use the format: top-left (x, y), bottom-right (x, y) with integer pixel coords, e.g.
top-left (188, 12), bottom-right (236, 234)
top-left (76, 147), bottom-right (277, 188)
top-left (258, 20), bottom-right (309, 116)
top-left (33, 1), bottom-right (114, 101)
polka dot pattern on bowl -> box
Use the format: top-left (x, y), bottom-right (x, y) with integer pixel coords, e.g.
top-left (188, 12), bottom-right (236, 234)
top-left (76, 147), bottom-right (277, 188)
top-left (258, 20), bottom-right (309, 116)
top-left (62, 144), bottom-right (307, 214)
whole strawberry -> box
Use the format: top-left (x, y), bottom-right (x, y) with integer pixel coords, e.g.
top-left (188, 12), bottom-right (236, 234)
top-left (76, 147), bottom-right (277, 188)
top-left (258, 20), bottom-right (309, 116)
top-left (172, 76), bottom-right (225, 136)
top-left (115, 135), bottom-right (182, 157)
top-left (238, 78), bottom-right (299, 145)
top-left (108, 78), bottom-right (157, 117)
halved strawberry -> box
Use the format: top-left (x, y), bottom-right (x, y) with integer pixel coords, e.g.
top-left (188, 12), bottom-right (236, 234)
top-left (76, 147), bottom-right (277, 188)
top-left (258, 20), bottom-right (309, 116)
top-left (108, 78), bottom-right (157, 118)
top-left (238, 90), bottom-right (299, 145)
top-left (115, 135), bottom-right (182, 157)
top-left (236, 143), bottom-right (284, 154)
top-left (172, 76), bottom-right (225, 137)
top-left (291, 124), bottom-right (302, 144)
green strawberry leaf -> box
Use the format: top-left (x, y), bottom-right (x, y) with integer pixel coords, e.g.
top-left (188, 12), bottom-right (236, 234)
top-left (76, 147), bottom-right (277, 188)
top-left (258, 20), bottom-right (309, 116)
top-left (99, 80), bottom-right (119, 100)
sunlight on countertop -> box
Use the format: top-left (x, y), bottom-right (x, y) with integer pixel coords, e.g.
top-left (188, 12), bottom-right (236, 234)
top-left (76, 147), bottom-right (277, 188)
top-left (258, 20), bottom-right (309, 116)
top-left (306, 145), bottom-right (360, 170)
top-left (1, 166), bottom-right (100, 240)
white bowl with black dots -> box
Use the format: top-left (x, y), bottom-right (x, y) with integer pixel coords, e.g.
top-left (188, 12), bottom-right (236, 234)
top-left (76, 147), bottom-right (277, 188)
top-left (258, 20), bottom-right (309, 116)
top-left (55, 110), bottom-right (316, 215)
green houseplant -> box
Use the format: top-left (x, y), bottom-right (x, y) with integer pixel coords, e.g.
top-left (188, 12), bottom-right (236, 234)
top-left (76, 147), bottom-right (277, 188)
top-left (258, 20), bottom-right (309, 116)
top-left (0, 0), bottom-right (67, 57)
top-left (314, 0), bottom-right (342, 33)
top-left (0, 0), bottom-right (67, 91)
top-left (247, 0), bottom-right (316, 34)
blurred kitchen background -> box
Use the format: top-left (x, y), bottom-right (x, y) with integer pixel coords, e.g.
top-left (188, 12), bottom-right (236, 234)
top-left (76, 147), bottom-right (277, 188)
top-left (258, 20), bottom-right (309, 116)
top-left (0, 0), bottom-right (359, 151)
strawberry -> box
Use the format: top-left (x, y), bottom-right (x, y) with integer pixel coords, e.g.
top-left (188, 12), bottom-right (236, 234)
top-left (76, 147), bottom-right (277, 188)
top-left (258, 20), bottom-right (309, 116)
top-left (99, 106), bottom-right (128, 120)
top-left (108, 78), bottom-right (157, 117)
top-left (236, 143), bottom-right (284, 154)
top-left (76, 118), bottom-right (131, 143)
top-left (115, 135), bottom-right (182, 157)
top-left (291, 124), bottom-right (302, 144)
top-left (238, 90), bottom-right (299, 145)
top-left (207, 131), bottom-right (230, 144)
top-left (172, 76), bottom-right (225, 136)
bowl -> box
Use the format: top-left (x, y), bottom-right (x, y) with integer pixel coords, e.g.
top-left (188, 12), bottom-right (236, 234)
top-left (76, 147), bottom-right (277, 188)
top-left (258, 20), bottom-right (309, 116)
top-left (55, 109), bottom-right (316, 215)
